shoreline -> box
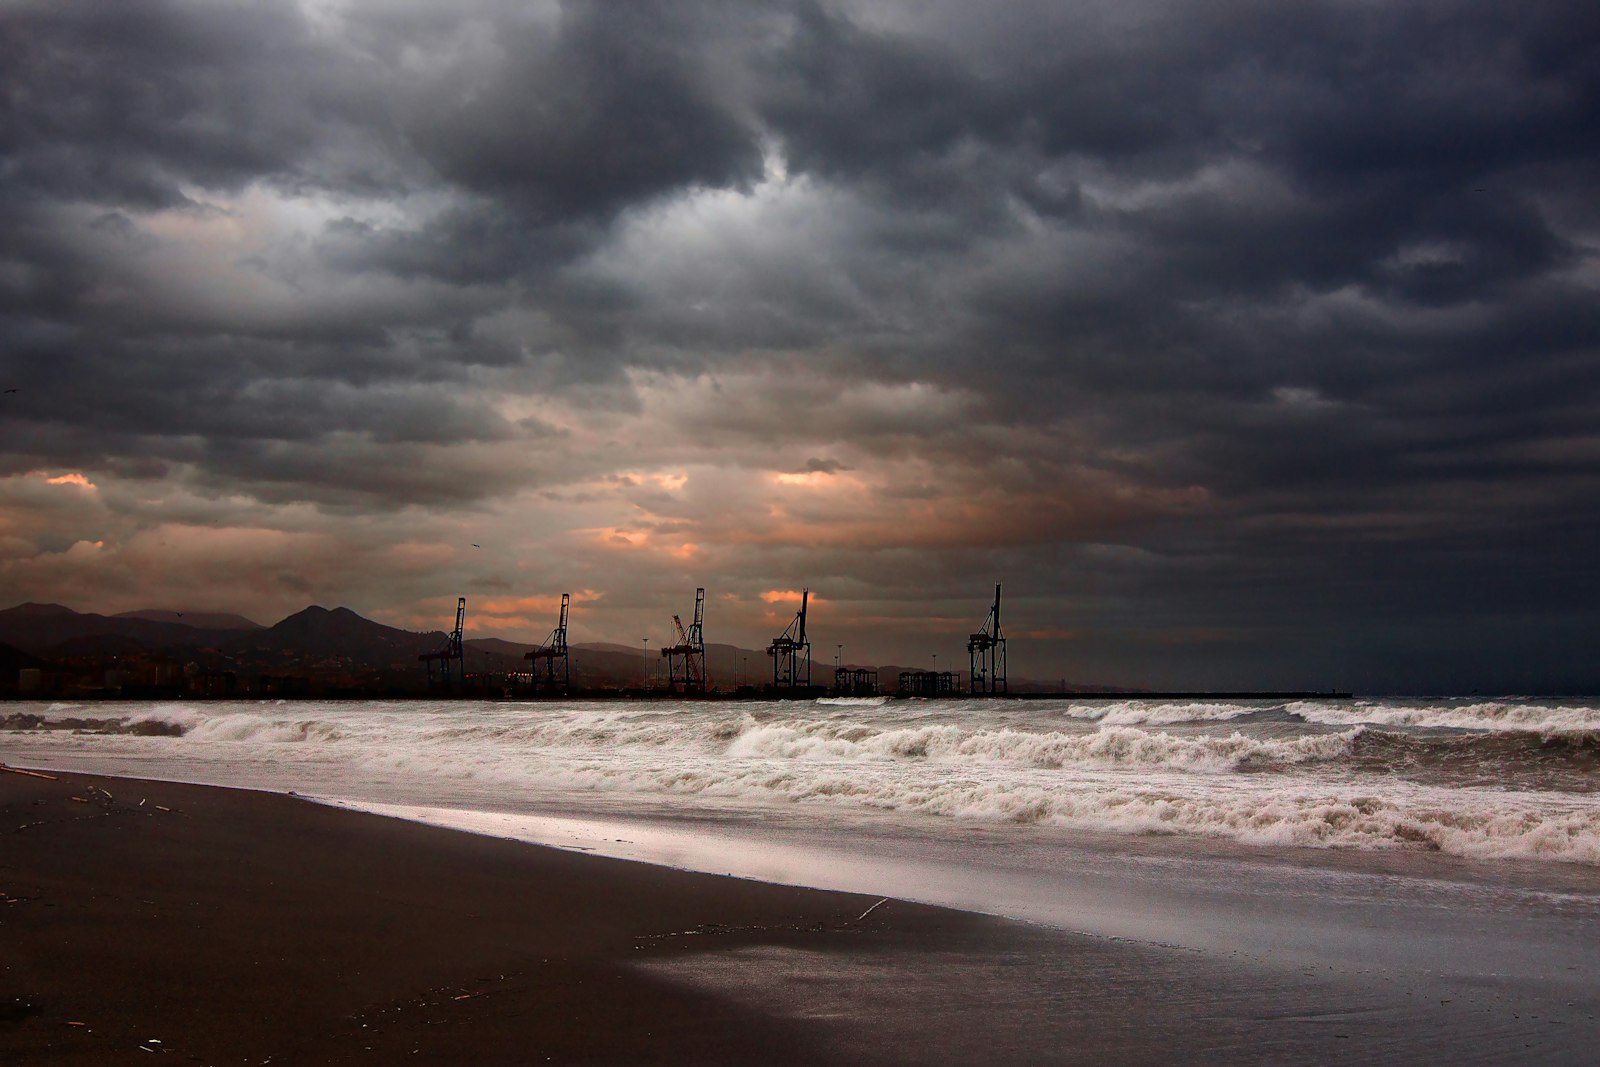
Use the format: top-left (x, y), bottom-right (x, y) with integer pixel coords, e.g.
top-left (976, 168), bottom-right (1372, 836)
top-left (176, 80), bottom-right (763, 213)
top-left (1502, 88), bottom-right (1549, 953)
top-left (4, 766), bottom-right (985, 1064)
top-left (6, 767), bottom-right (1600, 1064)
top-left (15, 760), bottom-right (1600, 898)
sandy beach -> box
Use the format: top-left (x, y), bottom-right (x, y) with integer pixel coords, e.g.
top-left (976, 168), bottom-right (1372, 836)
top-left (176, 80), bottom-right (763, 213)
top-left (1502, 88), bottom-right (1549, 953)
top-left (4, 765), bottom-right (1597, 1065)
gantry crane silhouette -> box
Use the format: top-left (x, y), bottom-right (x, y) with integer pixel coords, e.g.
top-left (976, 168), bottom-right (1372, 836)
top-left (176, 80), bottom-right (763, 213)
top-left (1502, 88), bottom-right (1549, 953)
top-left (967, 584), bottom-right (1007, 694)
top-left (660, 587), bottom-right (707, 693)
top-left (419, 597), bottom-right (467, 690)
top-left (525, 593), bottom-right (571, 692)
top-left (766, 588), bottom-right (811, 690)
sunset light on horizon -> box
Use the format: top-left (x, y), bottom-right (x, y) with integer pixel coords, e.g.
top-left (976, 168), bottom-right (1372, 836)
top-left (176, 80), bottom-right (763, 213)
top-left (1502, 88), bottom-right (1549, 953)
top-left (1, 0), bottom-right (1595, 694)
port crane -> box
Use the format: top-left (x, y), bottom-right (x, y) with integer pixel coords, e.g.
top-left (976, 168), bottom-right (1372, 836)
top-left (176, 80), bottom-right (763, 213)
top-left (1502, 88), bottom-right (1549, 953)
top-left (525, 593), bottom-right (571, 691)
top-left (660, 587), bottom-right (707, 693)
top-left (967, 584), bottom-right (1007, 694)
top-left (766, 588), bottom-right (811, 690)
top-left (419, 597), bottom-right (467, 690)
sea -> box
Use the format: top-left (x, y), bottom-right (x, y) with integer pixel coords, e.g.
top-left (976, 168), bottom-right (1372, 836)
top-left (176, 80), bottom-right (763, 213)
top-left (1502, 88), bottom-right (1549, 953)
top-left (6, 695), bottom-right (1598, 864)
top-left (7, 693), bottom-right (1600, 1042)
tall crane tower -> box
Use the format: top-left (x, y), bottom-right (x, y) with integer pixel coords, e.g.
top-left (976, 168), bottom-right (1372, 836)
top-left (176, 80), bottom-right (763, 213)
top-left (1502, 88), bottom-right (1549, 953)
top-left (766, 588), bottom-right (811, 690)
top-left (525, 592), bottom-right (571, 692)
top-left (419, 597), bottom-right (467, 691)
top-left (967, 584), bottom-right (1007, 694)
top-left (660, 587), bottom-right (708, 693)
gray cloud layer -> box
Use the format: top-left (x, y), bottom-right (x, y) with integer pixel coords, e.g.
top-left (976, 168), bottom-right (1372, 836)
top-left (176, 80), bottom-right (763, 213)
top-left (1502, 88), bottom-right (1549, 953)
top-left (2, 0), bottom-right (1596, 690)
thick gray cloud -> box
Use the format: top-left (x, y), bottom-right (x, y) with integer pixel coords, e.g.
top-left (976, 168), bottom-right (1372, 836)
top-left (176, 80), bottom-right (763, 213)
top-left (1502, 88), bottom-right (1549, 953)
top-left (0, 0), bottom-right (1595, 691)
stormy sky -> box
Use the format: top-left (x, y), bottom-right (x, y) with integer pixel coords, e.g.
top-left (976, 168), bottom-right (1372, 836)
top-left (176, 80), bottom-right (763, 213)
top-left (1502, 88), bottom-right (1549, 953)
top-left (2, 0), bottom-right (1596, 693)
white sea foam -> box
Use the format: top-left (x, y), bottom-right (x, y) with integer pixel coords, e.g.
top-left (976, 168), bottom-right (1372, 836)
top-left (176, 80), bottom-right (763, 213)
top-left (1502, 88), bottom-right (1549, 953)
top-left (1292, 700), bottom-right (1600, 736)
top-left (1064, 701), bottom-right (1260, 726)
top-left (9, 696), bottom-right (1600, 867)
top-left (723, 720), bottom-right (1356, 773)
top-left (340, 741), bottom-right (1600, 866)
top-left (186, 714), bottom-right (344, 744)
top-left (87, 705), bottom-right (1352, 774)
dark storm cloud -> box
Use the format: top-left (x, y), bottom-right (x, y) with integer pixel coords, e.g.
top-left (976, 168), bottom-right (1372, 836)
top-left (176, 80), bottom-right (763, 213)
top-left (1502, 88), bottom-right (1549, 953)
top-left (402, 2), bottom-right (767, 222)
top-left (0, 1), bottom-right (397, 209)
top-left (0, 0), bottom-right (1596, 688)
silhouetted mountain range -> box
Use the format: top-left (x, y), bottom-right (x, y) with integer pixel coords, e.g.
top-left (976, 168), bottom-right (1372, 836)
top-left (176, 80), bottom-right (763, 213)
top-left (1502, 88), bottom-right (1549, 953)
top-left (116, 609), bottom-right (263, 630)
top-left (242, 605), bottom-right (442, 658)
top-left (0, 602), bottom-right (259, 655)
top-left (0, 602), bottom-right (653, 690)
top-left (0, 601), bottom-right (1081, 694)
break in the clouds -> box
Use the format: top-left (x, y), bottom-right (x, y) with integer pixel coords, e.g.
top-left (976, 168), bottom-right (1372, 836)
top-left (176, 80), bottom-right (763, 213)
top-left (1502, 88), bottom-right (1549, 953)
top-left (2, 0), bottom-right (1596, 692)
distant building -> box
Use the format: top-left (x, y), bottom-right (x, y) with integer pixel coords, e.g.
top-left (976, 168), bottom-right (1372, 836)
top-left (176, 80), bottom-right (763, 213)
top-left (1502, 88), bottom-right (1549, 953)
top-left (897, 670), bottom-right (962, 696)
top-left (833, 667), bottom-right (880, 696)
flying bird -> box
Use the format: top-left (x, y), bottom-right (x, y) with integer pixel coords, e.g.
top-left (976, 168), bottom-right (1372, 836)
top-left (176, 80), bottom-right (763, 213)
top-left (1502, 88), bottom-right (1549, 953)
top-left (472, 543), bottom-right (481, 548)
top-left (2, 388), bottom-right (17, 394)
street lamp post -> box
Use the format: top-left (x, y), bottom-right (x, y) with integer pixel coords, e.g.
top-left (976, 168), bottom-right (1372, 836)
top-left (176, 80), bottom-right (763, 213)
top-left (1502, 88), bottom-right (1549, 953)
top-left (642, 637), bottom-right (649, 690)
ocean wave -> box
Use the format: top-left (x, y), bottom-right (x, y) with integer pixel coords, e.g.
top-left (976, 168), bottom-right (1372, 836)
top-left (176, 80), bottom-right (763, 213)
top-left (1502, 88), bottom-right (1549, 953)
top-left (177, 714), bottom-right (343, 744)
top-left (0, 707), bottom-right (343, 743)
top-left (8, 702), bottom-right (1361, 775)
top-left (408, 751), bottom-right (1600, 866)
top-left (1292, 700), bottom-right (1600, 736)
top-left (1354, 727), bottom-right (1600, 758)
top-left (724, 721), bottom-right (1356, 773)
top-left (21, 700), bottom-right (1596, 788)
top-left (3, 711), bottom-right (185, 736)
top-left (11, 697), bottom-right (1600, 868)
top-left (1065, 701), bottom-right (1265, 726)
top-left (1346, 727), bottom-right (1600, 789)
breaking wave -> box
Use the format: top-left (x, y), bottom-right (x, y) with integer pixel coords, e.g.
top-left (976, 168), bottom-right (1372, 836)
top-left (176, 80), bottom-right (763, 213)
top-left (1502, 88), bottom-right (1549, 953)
top-left (2, 711), bottom-right (186, 737)
top-left (1064, 701), bottom-right (1267, 726)
top-left (722, 720), bottom-right (1355, 773)
top-left (2, 707), bottom-right (341, 743)
top-left (365, 744), bottom-right (1600, 866)
top-left (1292, 699), bottom-right (1600, 736)
top-left (8, 696), bottom-right (1599, 866)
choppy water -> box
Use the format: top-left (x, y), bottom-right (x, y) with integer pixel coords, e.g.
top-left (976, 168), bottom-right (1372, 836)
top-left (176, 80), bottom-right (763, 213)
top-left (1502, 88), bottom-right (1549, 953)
top-left (13, 694), bottom-right (1600, 1060)
top-left (5, 695), bottom-right (1598, 865)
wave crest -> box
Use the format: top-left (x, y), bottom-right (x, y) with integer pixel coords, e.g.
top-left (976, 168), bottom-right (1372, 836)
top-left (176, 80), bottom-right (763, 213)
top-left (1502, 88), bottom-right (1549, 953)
top-left (723, 720), bottom-right (1354, 773)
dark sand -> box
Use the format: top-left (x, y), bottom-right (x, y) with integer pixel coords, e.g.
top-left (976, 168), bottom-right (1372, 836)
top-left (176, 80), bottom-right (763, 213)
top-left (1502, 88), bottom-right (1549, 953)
top-left (3, 767), bottom-right (1593, 1065)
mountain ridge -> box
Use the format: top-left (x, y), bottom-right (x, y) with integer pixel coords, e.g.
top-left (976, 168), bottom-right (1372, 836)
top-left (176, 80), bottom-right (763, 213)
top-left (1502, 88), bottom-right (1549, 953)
top-left (0, 601), bottom-right (1083, 693)
top-left (115, 609), bottom-right (264, 630)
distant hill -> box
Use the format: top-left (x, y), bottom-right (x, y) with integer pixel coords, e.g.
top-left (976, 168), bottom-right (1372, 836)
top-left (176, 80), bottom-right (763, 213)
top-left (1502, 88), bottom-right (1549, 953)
top-left (0, 602), bottom-right (258, 657)
top-left (232, 605), bottom-right (443, 661)
top-left (116, 609), bottom-right (263, 630)
top-left (2, 603), bottom-right (77, 618)
top-left (49, 634), bottom-right (155, 659)
top-left (576, 641), bottom-right (647, 656)
top-left (0, 601), bottom-right (1107, 695)
top-left (465, 637), bottom-right (541, 658)
top-left (467, 639), bottom-right (662, 687)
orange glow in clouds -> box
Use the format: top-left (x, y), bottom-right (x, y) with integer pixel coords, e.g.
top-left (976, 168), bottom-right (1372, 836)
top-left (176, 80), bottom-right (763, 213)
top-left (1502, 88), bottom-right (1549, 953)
top-left (593, 527), bottom-right (650, 549)
top-left (760, 589), bottom-right (824, 604)
top-left (475, 593), bottom-right (598, 616)
top-left (45, 472), bottom-right (96, 490)
top-left (774, 471), bottom-right (828, 486)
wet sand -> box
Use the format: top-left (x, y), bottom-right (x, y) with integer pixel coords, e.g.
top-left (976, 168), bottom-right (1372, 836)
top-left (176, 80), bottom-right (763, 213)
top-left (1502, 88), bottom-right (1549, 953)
top-left (3, 767), bottom-right (1594, 1065)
